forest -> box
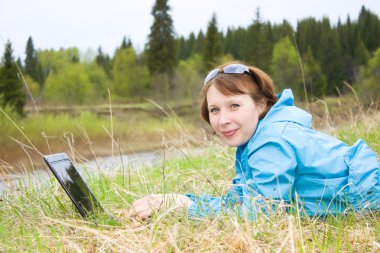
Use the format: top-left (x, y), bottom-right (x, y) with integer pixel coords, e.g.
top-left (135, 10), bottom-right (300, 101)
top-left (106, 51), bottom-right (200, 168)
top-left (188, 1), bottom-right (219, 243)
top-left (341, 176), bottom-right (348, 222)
top-left (0, 4), bottom-right (380, 116)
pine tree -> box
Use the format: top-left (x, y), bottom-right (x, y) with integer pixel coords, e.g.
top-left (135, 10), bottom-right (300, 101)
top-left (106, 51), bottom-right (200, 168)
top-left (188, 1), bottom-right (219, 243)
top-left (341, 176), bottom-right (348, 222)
top-left (337, 16), bottom-right (356, 84)
top-left (318, 18), bottom-right (345, 94)
top-left (194, 30), bottom-right (205, 54)
top-left (24, 36), bottom-right (40, 85)
top-left (202, 13), bottom-right (223, 71)
top-left (120, 36), bottom-right (132, 50)
top-left (177, 36), bottom-right (187, 60)
top-left (177, 34), bottom-right (195, 60)
top-left (303, 47), bottom-right (327, 98)
top-left (187, 32), bottom-right (196, 57)
top-left (146, 0), bottom-right (177, 75)
top-left (0, 41), bottom-right (26, 115)
top-left (146, 0), bottom-right (178, 100)
top-left (354, 39), bottom-right (371, 66)
top-left (16, 57), bottom-right (23, 71)
top-left (357, 6), bottom-right (380, 53)
top-left (296, 18), bottom-right (320, 58)
top-left (95, 47), bottom-right (112, 78)
top-left (224, 27), bottom-right (247, 60)
top-left (272, 21), bottom-right (294, 42)
top-left (244, 8), bottom-right (273, 69)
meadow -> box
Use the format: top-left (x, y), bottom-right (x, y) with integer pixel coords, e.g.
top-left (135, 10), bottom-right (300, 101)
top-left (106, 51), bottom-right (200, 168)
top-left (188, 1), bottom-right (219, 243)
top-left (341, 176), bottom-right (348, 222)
top-left (0, 100), bottom-right (202, 171)
top-left (0, 95), bottom-right (380, 252)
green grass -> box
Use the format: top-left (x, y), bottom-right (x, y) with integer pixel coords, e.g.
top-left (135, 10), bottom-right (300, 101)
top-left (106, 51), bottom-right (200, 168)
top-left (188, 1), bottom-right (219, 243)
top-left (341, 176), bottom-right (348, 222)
top-left (334, 116), bottom-right (380, 154)
top-left (0, 105), bottom-right (200, 165)
top-left (1, 106), bottom-right (380, 251)
top-left (1, 145), bottom-right (380, 251)
top-left (0, 109), bottom-right (192, 143)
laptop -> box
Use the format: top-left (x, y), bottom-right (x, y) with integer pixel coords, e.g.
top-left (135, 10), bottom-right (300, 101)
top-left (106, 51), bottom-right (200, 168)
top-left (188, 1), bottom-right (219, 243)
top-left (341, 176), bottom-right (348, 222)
top-left (43, 153), bottom-right (106, 219)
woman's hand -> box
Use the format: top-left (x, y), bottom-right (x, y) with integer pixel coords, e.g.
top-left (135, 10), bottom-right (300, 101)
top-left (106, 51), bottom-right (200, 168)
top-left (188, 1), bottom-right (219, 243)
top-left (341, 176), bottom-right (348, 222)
top-left (128, 194), bottom-right (193, 221)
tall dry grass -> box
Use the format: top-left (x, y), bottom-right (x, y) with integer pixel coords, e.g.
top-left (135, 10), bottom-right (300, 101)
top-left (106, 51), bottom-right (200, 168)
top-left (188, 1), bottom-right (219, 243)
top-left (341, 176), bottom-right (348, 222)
top-left (0, 97), bottom-right (380, 251)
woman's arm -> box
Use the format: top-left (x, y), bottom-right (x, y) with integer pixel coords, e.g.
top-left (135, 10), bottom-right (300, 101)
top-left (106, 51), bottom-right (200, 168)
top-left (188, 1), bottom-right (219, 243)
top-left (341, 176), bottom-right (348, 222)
top-left (128, 194), bottom-right (193, 220)
top-left (184, 139), bottom-right (296, 219)
top-left (243, 137), bottom-right (297, 212)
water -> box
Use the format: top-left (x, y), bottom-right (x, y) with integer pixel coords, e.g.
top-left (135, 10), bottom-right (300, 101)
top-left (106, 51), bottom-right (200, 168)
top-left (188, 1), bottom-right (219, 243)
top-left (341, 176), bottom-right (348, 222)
top-left (0, 150), bottom-right (163, 194)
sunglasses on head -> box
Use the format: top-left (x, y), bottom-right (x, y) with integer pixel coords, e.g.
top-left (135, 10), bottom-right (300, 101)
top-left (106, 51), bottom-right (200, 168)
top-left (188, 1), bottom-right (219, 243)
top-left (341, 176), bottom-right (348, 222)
top-left (203, 63), bottom-right (259, 85)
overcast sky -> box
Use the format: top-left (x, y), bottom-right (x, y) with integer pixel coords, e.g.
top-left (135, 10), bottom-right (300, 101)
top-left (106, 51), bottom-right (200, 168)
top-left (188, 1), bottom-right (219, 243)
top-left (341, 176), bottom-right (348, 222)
top-left (0, 0), bottom-right (379, 60)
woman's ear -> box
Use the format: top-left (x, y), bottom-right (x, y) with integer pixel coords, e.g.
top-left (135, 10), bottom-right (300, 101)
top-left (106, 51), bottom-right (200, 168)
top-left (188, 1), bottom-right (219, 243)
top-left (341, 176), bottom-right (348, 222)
top-left (257, 100), bottom-right (267, 118)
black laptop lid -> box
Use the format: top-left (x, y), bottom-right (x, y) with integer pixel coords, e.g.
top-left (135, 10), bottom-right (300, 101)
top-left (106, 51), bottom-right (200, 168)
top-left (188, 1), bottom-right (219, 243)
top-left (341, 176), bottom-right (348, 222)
top-left (43, 153), bottom-right (104, 218)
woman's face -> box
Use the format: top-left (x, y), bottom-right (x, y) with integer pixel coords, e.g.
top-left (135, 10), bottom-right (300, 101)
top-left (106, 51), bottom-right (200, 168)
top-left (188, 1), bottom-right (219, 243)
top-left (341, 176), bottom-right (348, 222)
top-left (207, 85), bottom-right (264, 147)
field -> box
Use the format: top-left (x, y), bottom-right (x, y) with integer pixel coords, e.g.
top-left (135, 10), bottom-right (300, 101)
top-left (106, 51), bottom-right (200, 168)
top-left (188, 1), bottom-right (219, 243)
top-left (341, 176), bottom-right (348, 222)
top-left (0, 100), bottom-right (203, 171)
top-left (0, 96), bottom-right (380, 252)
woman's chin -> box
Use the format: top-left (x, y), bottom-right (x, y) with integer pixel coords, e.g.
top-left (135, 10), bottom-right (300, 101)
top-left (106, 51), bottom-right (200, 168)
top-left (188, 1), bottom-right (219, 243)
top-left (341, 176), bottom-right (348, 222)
top-left (222, 138), bottom-right (241, 147)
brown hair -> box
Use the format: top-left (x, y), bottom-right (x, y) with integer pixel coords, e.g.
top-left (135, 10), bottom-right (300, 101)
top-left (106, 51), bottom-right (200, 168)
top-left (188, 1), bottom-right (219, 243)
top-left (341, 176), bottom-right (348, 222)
top-left (200, 61), bottom-right (278, 124)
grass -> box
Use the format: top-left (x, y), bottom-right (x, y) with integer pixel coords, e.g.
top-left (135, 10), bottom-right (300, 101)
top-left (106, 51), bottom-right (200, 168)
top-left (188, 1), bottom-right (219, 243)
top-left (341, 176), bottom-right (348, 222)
top-left (334, 113), bottom-right (380, 154)
top-left (0, 97), bottom-right (380, 251)
top-left (0, 93), bottom-right (380, 252)
top-left (1, 142), bottom-right (380, 251)
top-left (0, 103), bottom-right (202, 169)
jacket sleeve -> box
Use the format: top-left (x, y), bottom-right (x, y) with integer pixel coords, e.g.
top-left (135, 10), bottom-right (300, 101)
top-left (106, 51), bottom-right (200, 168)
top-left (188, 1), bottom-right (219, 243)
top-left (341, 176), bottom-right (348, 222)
top-left (185, 137), bottom-right (297, 219)
top-left (185, 150), bottom-right (247, 218)
top-left (240, 137), bottom-right (297, 218)
top-left (185, 193), bottom-right (227, 218)
top-left (185, 172), bottom-right (247, 218)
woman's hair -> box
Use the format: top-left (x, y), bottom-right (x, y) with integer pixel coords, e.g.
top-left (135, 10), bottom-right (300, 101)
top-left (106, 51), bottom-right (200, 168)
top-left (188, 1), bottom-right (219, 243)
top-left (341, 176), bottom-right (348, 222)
top-left (200, 61), bottom-right (278, 124)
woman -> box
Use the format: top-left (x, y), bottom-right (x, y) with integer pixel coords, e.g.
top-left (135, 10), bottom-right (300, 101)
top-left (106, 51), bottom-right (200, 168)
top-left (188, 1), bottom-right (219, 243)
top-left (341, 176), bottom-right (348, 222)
top-left (129, 61), bottom-right (380, 221)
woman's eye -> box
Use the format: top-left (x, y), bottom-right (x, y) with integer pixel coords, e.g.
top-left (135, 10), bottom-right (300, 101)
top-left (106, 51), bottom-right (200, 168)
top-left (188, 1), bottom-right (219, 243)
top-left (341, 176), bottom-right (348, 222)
top-left (231, 104), bottom-right (240, 109)
top-left (209, 108), bottom-right (219, 113)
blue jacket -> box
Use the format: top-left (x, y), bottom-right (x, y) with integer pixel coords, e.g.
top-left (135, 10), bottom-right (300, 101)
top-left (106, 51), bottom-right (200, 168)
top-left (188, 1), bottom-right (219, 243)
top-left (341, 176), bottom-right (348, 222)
top-left (186, 89), bottom-right (380, 218)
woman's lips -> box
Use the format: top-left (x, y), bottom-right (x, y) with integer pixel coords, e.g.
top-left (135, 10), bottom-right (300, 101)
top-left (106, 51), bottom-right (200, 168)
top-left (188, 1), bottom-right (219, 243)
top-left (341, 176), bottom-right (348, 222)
top-left (222, 129), bottom-right (238, 137)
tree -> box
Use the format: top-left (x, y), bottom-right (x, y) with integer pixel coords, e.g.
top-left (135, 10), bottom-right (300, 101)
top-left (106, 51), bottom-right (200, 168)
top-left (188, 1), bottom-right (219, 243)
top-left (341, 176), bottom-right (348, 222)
top-left (357, 6), bottom-right (380, 53)
top-left (23, 75), bottom-right (40, 102)
top-left (296, 18), bottom-right (320, 57)
top-left (181, 32), bottom-right (197, 60)
top-left (303, 47), bottom-right (327, 99)
top-left (16, 57), bottom-right (23, 70)
top-left (243, 8), bottom-right (273, 69)
top-left (120, 36), bottom-right (132, 50)
top-left (178, 34), bottom-right (197, 61)
top-left (86, 63), bottom-right (111, 101)
top-left (296, 16), bottom-right (354, 95)
top-left (146, 0), bottom-right (178, 100)
top-left (356, 47), bottom-right (380, 105)
top-left (37, 47), bottom-right (81, 88)
top-left (272, 20), bottom-right (294, 42)
top-left (43, 62), bottom-right (92, 105)
top-left (270, 37), bottom-right (303, 99)
top-left (338, 16), bottom-right (356, 84)
top-left (174, 54), bottom-right (203, 100)
top-left (354, 39), bottom-right (371, 66)
top-left (194, 30), bottom-right (205, 55)
top-left (0, 41), bottom-right (26, 115)
top-left (95, 46), bottom-right (112, 78)
top-left (202, 13), bottom-right (223, 71)
top-left (146, 0), bottom-right (177, 75)
top-left (337, 16), bottom-right (354, 57)
top-left (112, 47), bottom-right (150, 99)
top-left (24, 36), bottom-right (40, 85)
top-left (318, 18), bottom-right (345, 95)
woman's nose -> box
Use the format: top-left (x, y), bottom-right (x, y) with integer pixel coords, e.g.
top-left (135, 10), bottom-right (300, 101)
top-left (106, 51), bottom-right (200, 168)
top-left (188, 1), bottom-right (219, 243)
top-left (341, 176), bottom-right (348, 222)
top-left (219, 110), bottom-right (231, 125)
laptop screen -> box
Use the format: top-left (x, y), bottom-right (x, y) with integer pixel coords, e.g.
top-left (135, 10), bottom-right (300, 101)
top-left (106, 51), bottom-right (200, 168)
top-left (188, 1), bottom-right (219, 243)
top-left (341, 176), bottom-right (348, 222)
top-left (44, 153), bottom-right (103, 218)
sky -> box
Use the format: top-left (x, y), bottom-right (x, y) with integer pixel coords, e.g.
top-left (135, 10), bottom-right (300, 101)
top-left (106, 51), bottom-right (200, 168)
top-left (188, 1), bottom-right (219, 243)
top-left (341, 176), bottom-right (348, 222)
top-left (0, 0), bottom-right (379, 60)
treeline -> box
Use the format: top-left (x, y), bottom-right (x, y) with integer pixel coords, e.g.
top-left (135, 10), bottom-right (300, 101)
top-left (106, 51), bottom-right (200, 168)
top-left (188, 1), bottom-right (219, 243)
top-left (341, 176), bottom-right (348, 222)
top-left (1, 1), bottom-right (380, 116)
